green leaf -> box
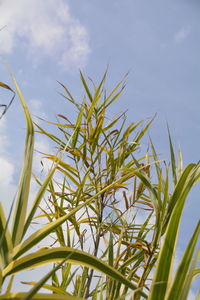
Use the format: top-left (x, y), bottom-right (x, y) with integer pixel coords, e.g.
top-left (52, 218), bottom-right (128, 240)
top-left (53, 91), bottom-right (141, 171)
top-left (162, 164), bottom-right (196, 234)
top-left (22, 258), bottom-right (67, 300)
top-left (23, 165), bottom-right (57, 237)
top-left (12, 168), bottom-right (142, 259)
top-left (57, 81), bottom-right (81, 111)
top-left (195, 289), bottom-right (200, 300)
top-left (3, 247), bottom-right (147, 298)
top-left (167, 125), bottom-right (177, 186)
top-left (21, 282), bottom-right (71, 295)
top-left (98, 73), bottom-right (127, 112)
top-left (177, 247), bottom-right (200, 300)
top-left (0, 293), bottom-right (85, 300)
top-left (148, 163), bottom-right (200, 300)
top-left (166, 221), bottom-right (200, 300)
top-left (193, 268), bottom-right (200, 278)
top-left (0, 268), bottom-right (2, 289)
top-left (134, 171), bottom-right (158, 210)
top-left (11, 76), bottom-right (34, 247)
top-left (108, 231), bottom-right (114, 267)
top-left (80, 71), bottom-right (93, 103)
top-left (71, 102), bottom-right (85, 148)
top-left (132, 116), bottom-right (155, 151)
top-left (93, 69), bottom-right (107, 103)
top-left (0, 203), bottom-right (13, 266)
top-left (177, 145), bottom-right (183, 179)
top-left (149, 137), bottom-right (162, 180)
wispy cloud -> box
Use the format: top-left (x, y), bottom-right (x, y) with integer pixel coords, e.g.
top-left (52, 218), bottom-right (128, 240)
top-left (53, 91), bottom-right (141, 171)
top-left (174, 27), bottom-right (191, 43)
top-left (0, 0), bottom-right (91, 69)
top-left (0, 156), bottom-right (14, 186)
top-left (0, 118), bottom-right (16, 214)
top-left (0, 117), bottom-right (8, 154)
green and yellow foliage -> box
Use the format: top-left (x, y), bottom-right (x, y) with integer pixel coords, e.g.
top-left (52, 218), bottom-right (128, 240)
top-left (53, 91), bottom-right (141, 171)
top-left (0, 72), bottom-right (199, 299)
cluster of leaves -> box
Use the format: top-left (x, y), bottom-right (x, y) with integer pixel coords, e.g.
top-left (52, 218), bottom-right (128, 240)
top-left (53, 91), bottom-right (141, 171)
top-left (0, 72), bottom-right (199, 300)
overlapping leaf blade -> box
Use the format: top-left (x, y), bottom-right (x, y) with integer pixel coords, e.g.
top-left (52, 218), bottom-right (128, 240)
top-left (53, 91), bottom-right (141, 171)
top-left (3, 247), bottom-right (147, 298)
top-left (11, 76), bottom-right (34, 246)
top-left (148, 163), bottom-right (200, 300)
top-left (166, 221), bottom-right (200, 300)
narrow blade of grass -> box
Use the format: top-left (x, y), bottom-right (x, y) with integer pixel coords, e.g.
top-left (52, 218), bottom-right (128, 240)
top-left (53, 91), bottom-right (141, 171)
top-left (166, 221), bottom-right (200, 300)
top-left (167, 125), bottom-right (177, 186)
top-left (11, 76), bottom-right (34, 246)
top-left (148, 163), bottom-right (200, 300)
top-left (3, 247), bottom-right (147, 298)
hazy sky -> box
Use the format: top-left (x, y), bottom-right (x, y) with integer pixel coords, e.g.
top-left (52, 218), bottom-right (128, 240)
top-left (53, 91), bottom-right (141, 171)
top-left (0, 0), bottom-right (199, 297)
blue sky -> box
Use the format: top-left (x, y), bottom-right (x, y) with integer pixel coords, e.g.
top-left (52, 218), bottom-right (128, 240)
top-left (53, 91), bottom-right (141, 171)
top-left (0, 0), bottom-right (199, 297)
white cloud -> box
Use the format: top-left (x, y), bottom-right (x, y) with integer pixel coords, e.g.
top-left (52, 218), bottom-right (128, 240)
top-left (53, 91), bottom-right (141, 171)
top-left (0, 156), bottom-right (14, 186)
top-left (29, 98), bottom-right (47, 122)
top-left (0, 117), bottom-right (7, 154)
top-left (0, 117), bottom-right (16, 216)
top-left (29, 99), bottom-right (44, 114)
top-left (0, 0), bottom-right (91, 69)
top-left (188, 289), bottom-right (196, 300)
top-left (174, 28), bottom-right (190, 43)
top-left (0, 118), bottom-right (14, 186)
